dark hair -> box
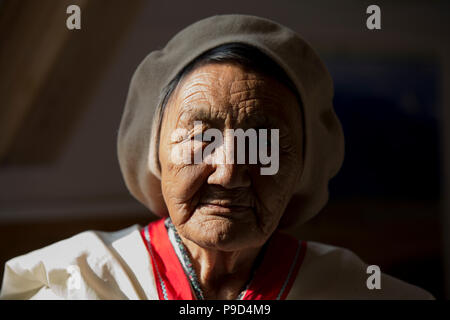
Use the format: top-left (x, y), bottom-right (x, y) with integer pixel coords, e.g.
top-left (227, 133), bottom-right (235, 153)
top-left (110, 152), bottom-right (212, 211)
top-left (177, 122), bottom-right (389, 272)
top-left (159, 42), bottom-right (301, 124)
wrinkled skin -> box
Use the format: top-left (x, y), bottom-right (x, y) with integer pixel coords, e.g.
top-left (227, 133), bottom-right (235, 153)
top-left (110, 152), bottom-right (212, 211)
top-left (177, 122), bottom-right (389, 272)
top-left (158, 62), bottom-right (303, 299)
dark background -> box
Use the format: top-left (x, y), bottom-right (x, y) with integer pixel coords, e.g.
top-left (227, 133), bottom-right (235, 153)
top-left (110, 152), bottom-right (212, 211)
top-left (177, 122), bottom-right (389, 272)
top-left (0, 0), bottom-right (448, 299)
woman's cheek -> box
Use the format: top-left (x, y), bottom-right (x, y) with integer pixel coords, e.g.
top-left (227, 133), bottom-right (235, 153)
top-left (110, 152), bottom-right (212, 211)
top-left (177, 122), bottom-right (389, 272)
top-left (251, 159), bottom-right (298, 215)
top-left (164, 165), bottom-right (203, 201)
top-left (163, 145), bottom-right (212, 205)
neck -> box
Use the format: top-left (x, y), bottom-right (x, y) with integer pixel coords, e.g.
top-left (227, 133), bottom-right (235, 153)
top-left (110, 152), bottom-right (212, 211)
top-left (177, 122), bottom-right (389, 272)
top-left (179, 234), bottom-right (263, 300)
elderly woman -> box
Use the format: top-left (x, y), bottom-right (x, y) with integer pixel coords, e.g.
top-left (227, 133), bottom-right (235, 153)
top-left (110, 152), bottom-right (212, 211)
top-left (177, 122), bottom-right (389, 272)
top-left (0, 15), bottom-right (432, 300)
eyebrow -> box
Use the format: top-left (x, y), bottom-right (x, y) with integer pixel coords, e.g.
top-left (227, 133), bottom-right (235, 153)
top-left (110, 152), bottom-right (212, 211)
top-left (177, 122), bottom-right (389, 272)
top-left (176, 104), bottom-right (287, 133)
top-left (176, 103), bottom-right (217, 127)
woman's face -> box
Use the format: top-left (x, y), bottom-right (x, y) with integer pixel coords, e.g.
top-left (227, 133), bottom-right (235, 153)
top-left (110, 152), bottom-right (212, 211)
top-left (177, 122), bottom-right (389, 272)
top-left (159, 62), bottom-right (303, 251)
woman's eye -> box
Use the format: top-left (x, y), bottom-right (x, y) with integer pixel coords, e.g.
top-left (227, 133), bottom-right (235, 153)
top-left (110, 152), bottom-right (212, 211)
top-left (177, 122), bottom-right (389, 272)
top-left (192, 133), bottom-right (204, 142)
top-left (191, 133), bottom-right (211, 147)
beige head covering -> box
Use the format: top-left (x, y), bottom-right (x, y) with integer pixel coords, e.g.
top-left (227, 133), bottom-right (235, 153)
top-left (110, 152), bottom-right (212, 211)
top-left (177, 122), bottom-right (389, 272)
top-left (117, 14), bottom-right (344, 230)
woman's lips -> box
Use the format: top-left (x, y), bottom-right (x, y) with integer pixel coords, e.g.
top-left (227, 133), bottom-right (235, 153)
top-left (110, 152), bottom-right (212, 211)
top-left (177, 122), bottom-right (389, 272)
top-left (197, 202), bottom-right (252, 215)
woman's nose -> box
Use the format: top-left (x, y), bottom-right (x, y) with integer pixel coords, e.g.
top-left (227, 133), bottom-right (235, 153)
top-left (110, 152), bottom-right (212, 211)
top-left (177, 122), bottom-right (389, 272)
top-left (207, 163), bottom-right (251, 189)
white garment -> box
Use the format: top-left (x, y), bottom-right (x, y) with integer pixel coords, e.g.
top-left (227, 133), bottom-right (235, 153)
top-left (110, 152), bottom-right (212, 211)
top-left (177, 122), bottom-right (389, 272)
top-left (0, 225), bottom-right (433, 300)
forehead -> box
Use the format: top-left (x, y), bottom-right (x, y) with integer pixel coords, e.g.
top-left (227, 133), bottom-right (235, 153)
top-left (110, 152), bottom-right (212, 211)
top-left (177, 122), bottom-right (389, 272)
top-left (167, 63), bottom-right (299, 127)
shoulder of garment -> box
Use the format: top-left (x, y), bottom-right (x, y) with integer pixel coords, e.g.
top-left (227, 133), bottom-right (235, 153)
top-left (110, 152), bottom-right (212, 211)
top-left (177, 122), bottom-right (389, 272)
top-left (0, 224), bottom-right (158, 300)
top-left (286, 241), bottom-right (434, 300)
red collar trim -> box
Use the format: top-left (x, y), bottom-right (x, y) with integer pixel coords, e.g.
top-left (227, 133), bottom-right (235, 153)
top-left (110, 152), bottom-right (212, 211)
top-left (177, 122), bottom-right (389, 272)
top-left (140, 219), bottom-right (194, 300)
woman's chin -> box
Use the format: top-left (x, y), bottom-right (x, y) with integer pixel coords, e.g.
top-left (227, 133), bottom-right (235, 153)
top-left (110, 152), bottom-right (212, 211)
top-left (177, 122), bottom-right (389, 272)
top-left (182, 213), bottom-right (263, 251)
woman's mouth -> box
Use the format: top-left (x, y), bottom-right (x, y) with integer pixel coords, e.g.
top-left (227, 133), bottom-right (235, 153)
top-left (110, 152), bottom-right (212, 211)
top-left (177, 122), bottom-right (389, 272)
top-left (197, 202), bottom-right (252, 215)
